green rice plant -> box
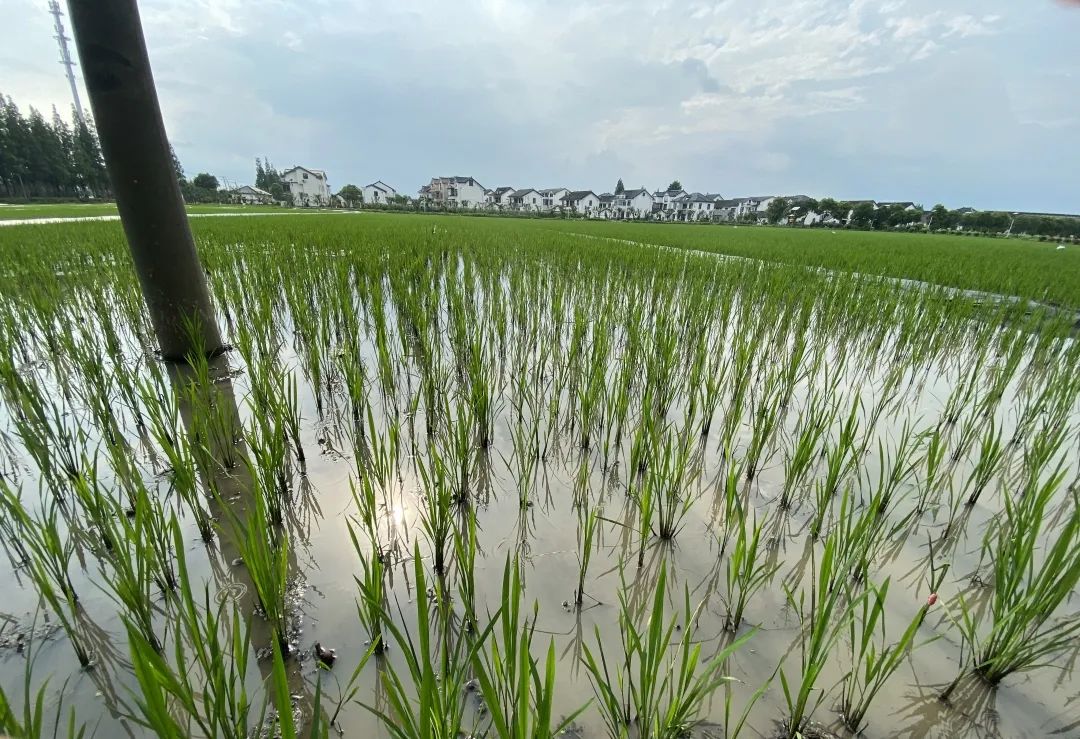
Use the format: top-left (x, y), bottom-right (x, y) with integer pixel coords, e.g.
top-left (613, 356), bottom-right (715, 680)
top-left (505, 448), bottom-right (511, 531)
top-left (0, 622), bottom-right (86, 738)
top-left (744, 371), bottom-right (784, 481)
top-left (915, 423), bottom-right (948, 514)
top-left (649, 431), bottom-right (698, 541)
top-left (0, 484), bottom-right (79, 606)
top-left (416, 447), bottom-right (456, 575)
top-left (360, 543), bottom-right (489, 739)
top-left (874, 419), bottom-right (920, 517)
top-left (223, 489), bottom-right (292, 652)
top-left (779, 394), bottom-right (829, 510)
top-left (245, 410), bottom-right (292, 527)
top-left (575, 502), bottom-right (600, 607)
top-left (471, 557), bottom-right (589, 738)
top-left (452, 503), bottom-right (479, 630)
top-left (124, 527), bottom-right (259, 739)
top-left (349, 517), bottom-right (387, 653)
top-left (942, 464), bottom-right (1080, 695)
top-left (779, 532), bottom-right (863, 738)
top-left (582, 561), bottom-right (753, 739)
top-left (722, 508), bottom-right (779, 632)
top-left (838, 577), bottom-right (936, 733)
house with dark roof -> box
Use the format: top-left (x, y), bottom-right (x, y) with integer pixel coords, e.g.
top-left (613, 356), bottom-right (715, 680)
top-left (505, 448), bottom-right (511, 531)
top-left (282, 166), bottom-right (331, 206)
top-left (613, 188), bottom-right (655, 219)
top-left (539, 188), bottom-right (570, 211)
top-left (562, 190), bottom-right (601, 216)
top-left (234, 185), bottom-right (274, 205)
top-left (361, 180), bottom-right (398, 205)
top-left (510, 188), bottom-right (542, 212)
top-left (653, 188), bottom-right (688, 219)
top-left (714, 198), bottom-right (741, 221)
top-left (487, 186), bottom-right (515, 209)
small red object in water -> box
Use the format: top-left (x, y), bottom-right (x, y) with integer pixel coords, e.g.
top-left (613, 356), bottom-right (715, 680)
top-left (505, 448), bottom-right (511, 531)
top-left (927, 593), bottom-right (938, 606)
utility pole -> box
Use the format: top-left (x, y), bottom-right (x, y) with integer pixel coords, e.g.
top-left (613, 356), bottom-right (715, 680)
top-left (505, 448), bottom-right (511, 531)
top-left (66, 0), bottom-right (224, 361)
top-left (48, 1), bottom-right (85, 125)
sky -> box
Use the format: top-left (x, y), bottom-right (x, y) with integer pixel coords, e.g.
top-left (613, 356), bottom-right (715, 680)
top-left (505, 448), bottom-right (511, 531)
top-left (3, 0), bottom-right (1079, 212)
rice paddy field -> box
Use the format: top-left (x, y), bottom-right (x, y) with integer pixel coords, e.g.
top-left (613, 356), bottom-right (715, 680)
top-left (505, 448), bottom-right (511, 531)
top-left (0, 212), bottom-right (1078, 739)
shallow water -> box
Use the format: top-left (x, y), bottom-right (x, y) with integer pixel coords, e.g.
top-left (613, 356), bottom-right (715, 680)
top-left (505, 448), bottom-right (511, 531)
top-left (0, 238), bottom-right (1078, 739)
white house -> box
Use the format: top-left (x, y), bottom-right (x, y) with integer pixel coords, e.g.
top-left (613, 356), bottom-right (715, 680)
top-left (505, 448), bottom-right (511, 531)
top-left (421, 176), bottom-right (487, 209)
top-left (282, 166), bottom-right (331, 206)
top-left (234, 185), bottom-right (273, 205)
top-left (563, 190), bottom-right (601, 216)
top-left (362, 180), bottom-right (398, 205)
top-left (684, 193), bottom-right (723, 221)
top-left (653, 189), bottom-right (687, 220)
top-left (487, 186), bottom-right (515, 209)
top-left (510, 188), bottom-right (543, 212)
top-left (613, 188), bottom-right (655, 219)
top-left (734, 196), bottom-right (774, 221)
top-left (539, 188), bottom-right (570, 212)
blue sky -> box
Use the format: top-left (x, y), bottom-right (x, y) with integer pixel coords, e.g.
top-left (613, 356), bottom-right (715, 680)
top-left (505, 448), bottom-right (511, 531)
top-left (4, 0), bottom-right (1079, 212)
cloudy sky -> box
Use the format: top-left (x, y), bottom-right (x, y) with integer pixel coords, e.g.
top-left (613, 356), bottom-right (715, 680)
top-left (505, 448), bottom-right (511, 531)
top-left (3, 0), bottom-right (1079, 211)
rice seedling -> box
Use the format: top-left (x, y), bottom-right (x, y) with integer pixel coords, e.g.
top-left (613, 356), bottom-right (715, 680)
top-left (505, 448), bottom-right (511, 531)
top-left (222, 488), bottom-right (292, 653)
top-left (582, 561), bottom-right (753, 739)
top-left (941, 461), bottom-right (1080, 696)
top-left (779, 532), bottom-right (863, 738)
top-left (779, 393), bottom-right (830, 510)
top-left (124, 528), bottom-right (259, 739)
top-left (416, 446), bottom-right (456, 575)
top-left (471, 557), bottom-right (589, 738)
top-left (0, 621), bottom-right (86, 738)
top-left (575, 501), bottom-right (600, 607)
top-left (722, 507), bottom-right (778, 632)
top-left (359, 542), bottom-right (488, 739)
top-left (838, 577), bottom-right (936, 733)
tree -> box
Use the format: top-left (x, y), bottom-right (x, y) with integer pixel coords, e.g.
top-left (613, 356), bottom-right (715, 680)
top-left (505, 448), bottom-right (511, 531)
top-left (338, 184), bottom-right (362, 207)
top-left (170, 144), bottom-right (185, 184)
top-left (666, 180), bottom-right (682, 192)
top-left (192, 172), bottom-right (218, 190)
top-left (818, 198), bottom-right (839, 218)
top-left (929, 204), bottom-right (950, 231)
top-left (850, 202), bottom-right (876, 228)
top-left (615, 179), bottom-right (625, 195)
top-left (765, 197), bottom-right (789, 224)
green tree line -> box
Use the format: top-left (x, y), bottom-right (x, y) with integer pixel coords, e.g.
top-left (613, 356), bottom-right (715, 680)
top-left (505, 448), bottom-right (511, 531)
top-left (0, 94), bottom-right (109, 199)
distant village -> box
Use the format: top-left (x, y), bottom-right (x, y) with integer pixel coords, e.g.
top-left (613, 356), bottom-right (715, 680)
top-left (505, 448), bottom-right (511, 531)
top-left (238, 168), bottom-right (913, 227)
top-left (231, 167), bottom-right (1080, 238)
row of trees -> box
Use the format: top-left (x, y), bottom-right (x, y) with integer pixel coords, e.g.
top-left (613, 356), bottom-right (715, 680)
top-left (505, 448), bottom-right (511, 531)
top-left (0, 94), bottom-right (110, 199)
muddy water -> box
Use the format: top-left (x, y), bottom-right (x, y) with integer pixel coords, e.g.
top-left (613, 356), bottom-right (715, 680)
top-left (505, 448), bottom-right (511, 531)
top-left (1, 292), bottom-right (1078, 739)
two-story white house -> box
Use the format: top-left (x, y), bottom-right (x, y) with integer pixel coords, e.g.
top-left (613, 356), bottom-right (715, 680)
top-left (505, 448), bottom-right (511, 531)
top-left (487, 186), bottom-right (515, 209)
top-left (563, 191), bottom-right (601, 216)
top-left (539, 188), bottom-right (570, 212)
top-left (684, 193), bottom-right (724, 221)
top-left (282, 166), bottom-right (331, 206)
top-left (510, 188), bottom-right (543, 212)
top-left (362, 181), bottom-right (398, 205)
top-left (420, 176), bottom-right (487, 209)
top-left (653, 188), bottom-right (687, 220)
top-left (613, 188), bottom-right (655, 219)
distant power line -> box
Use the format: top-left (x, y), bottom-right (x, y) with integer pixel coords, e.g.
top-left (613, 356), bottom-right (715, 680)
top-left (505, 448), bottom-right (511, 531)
top-left (48, 0), bottom-right (85, 124)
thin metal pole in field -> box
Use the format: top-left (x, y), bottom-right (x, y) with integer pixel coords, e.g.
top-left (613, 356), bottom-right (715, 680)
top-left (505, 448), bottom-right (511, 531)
top-left (66, 0), bottom-right (224, 361)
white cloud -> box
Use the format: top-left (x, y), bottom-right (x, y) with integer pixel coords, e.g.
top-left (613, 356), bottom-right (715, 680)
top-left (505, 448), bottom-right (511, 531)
top-left (1, 0), bottom-right (1077, 211)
